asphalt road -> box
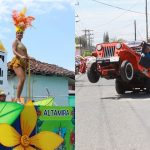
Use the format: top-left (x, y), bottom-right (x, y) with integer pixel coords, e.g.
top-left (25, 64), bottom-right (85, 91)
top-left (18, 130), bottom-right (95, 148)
top-left (76, 73), bottom-right (150, 150)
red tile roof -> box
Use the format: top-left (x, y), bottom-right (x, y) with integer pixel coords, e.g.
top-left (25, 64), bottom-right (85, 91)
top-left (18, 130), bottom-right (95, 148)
top-left (8, 58), bottom-right (75, 79)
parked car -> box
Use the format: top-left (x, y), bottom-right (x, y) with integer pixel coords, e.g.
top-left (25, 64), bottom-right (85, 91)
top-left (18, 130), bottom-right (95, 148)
top-left (87, 41), bottom-right (150, 94)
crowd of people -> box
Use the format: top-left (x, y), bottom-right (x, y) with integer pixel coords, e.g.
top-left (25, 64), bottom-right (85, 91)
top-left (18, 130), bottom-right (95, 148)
top-left (75, 55), bottom-right (96, 74)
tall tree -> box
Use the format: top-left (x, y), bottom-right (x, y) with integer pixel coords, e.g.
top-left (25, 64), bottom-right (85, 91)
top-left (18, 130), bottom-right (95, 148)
top-left (105, 32), bottom-right (109, 42)
top-left (103, 32), bottom-right (106, 42)
top-left (103, 32), bottom-right (109, 42)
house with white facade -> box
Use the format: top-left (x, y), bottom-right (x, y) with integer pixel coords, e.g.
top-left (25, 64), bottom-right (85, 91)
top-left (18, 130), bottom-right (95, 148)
top-left (0, 41), bottom-right (8, 95)
top-left (8, 58), bottom-right (75, 106)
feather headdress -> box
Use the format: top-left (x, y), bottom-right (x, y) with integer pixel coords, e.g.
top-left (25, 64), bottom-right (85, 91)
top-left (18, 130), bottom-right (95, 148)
top-left (12, 8), bottom-right (35, 32)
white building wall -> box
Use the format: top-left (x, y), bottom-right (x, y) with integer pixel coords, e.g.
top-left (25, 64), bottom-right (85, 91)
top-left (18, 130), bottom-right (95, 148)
top-left (0, 51), bottom-right (9, 96)
top-left (8, 74), bottom-right (69, 106)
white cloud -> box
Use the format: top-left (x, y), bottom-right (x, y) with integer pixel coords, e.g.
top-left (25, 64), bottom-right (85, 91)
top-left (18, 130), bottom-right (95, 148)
top-left (22, 0), bottom-right (74, 11)
top-left (0, 0), bottom-right (74, 36)
top-left (0, 26), bottom-right (11, 40)
top-left (0, 0), bottom-right (74, 20)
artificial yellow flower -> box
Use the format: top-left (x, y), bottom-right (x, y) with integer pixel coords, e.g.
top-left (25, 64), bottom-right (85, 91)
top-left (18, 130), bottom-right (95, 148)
top-left (0, 100), bottom-right (63, 150)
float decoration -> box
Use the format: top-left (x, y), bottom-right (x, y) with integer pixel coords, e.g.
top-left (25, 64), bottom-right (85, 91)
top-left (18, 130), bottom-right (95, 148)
top-left (0, 101), bottom-right (63, 150)
top-left (0, 102), bottom-right (23, 125)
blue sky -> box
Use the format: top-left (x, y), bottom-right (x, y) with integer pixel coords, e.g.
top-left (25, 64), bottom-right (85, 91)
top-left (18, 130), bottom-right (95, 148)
top-left (76, 0), bottom-right (150, 45)
top-left (0, 0), bottom-right (74, 71)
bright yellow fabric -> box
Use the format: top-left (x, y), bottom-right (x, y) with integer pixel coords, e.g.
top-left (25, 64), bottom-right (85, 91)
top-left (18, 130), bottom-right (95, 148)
top-left (13, 145), bottom-right (24, 150)
top-left (30, 131), bottom-right (64, 150)
top-left (9, 56), bottom-right (27, 70)
top-left (15, 27), bottom-right (24, 32)
top-left (25, 146), bottom-right (36, 150)
top-left (0, 124), bottom-right (20, 147)
top-left (0, 101), bottom-right (64, 149)
top-left (20, 100), bottom-right (37, 136)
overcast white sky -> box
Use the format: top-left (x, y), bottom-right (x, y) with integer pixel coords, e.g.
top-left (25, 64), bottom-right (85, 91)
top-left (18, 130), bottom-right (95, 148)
top-left (75, 0), bottom-right (150, 45)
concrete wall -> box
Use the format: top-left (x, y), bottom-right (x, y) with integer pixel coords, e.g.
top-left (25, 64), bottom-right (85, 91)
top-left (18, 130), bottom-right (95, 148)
top-left (8, 74), bottom-right (69, 106)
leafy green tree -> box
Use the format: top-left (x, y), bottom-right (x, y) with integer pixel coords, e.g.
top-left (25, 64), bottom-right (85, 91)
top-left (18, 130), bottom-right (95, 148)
top-left (75, 35), bottom-right (87, 48)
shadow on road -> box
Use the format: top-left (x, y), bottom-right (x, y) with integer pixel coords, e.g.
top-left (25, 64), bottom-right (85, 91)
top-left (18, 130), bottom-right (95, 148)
top-left (101, 92), bottom-right (150, 100)
top-left (76, 84), bottom-right (114, 87)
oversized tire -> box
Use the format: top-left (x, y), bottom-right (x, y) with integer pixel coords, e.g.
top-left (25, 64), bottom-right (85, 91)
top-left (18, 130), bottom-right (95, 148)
top-left (87, 62), bottom-right (100, 83)
top-left (115, 79), bottom-right (125, 94)
top-left (120, 60), bottom-right (134, 82)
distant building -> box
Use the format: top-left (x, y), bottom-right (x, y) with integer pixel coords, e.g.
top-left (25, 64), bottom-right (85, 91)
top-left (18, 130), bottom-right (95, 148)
top-left (75, 44), bottom-right (82, 56)
top-left (76, 44), bottom-right (96, 56)
top-left (8, 58), bottom-right (75, 106)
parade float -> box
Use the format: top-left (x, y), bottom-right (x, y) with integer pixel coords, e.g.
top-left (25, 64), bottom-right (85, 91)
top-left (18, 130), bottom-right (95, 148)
top-left (0, 39), bottom-right (75, 150)
top-left (0, 42), bottom-right (75, 150)
top-left (0, 6), bottom-right (75, 149)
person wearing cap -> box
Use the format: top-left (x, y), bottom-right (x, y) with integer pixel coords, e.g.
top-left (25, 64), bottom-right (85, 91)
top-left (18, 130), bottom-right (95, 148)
top-left (144, 46), bottom-right (150, 58)
top-left (9, 8), bottom-right (34, 104)
top-left (0, 91), bottom-right (6, 102)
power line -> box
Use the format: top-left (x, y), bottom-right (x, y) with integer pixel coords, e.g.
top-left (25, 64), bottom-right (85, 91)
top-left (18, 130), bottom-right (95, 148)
top-left (76, 0), bottom-right (147, 43)
top-left (92, 0), bottom-right (149, 15)
top-left (86, 0), bottom-right (143, 29)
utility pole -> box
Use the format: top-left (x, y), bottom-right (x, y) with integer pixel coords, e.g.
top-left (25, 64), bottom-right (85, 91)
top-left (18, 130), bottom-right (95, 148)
top-left (87, 30), bottom-right (91, 49)
top-left (145, 0), bottom-right (148, 42)
top-left (90, 36), bottom-right (94, 51)
top-left (82, 29), bottom-right (93, 49)
top-left (75, 0), bottom-right (81, 55)
top-left (82, 29), bottom-right (88, 39)
top-left (82, 29), bottom-right (88, 48)
top-left (134, 20), bottom-right (136, 41)
top-left (75, 1), bottom-right (79, 22)
top-left (87, 31), bottom-right (94, 49)
top-left (90, 36), bottom-right (94, 47)
top-left (75, 14), bottom-right (80, 23)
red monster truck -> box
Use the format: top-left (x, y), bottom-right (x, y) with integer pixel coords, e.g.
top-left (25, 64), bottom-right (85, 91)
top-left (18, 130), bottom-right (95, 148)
top-left (87, 41), bottom-right (150, 94)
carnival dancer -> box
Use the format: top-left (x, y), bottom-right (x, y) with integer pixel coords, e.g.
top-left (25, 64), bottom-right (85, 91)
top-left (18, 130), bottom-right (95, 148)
top-left (10, 8), bottom-right (34, 104)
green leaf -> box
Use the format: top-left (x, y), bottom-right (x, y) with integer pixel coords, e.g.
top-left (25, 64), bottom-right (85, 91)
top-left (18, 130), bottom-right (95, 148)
top-left (0, 102), bottom-right (24, 125)
top-left (33, 97), bottom-right (54, 106)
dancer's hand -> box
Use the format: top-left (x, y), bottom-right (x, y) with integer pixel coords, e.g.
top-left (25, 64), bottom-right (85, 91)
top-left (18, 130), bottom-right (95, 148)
top-left (21, 56), bottom-right (27, 59)
top-left (27, 56), bottom-right (34, 60)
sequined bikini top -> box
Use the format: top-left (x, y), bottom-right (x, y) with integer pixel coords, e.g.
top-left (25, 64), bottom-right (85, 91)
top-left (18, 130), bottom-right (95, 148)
top-left (17, 40), bottom-right (27, 52)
